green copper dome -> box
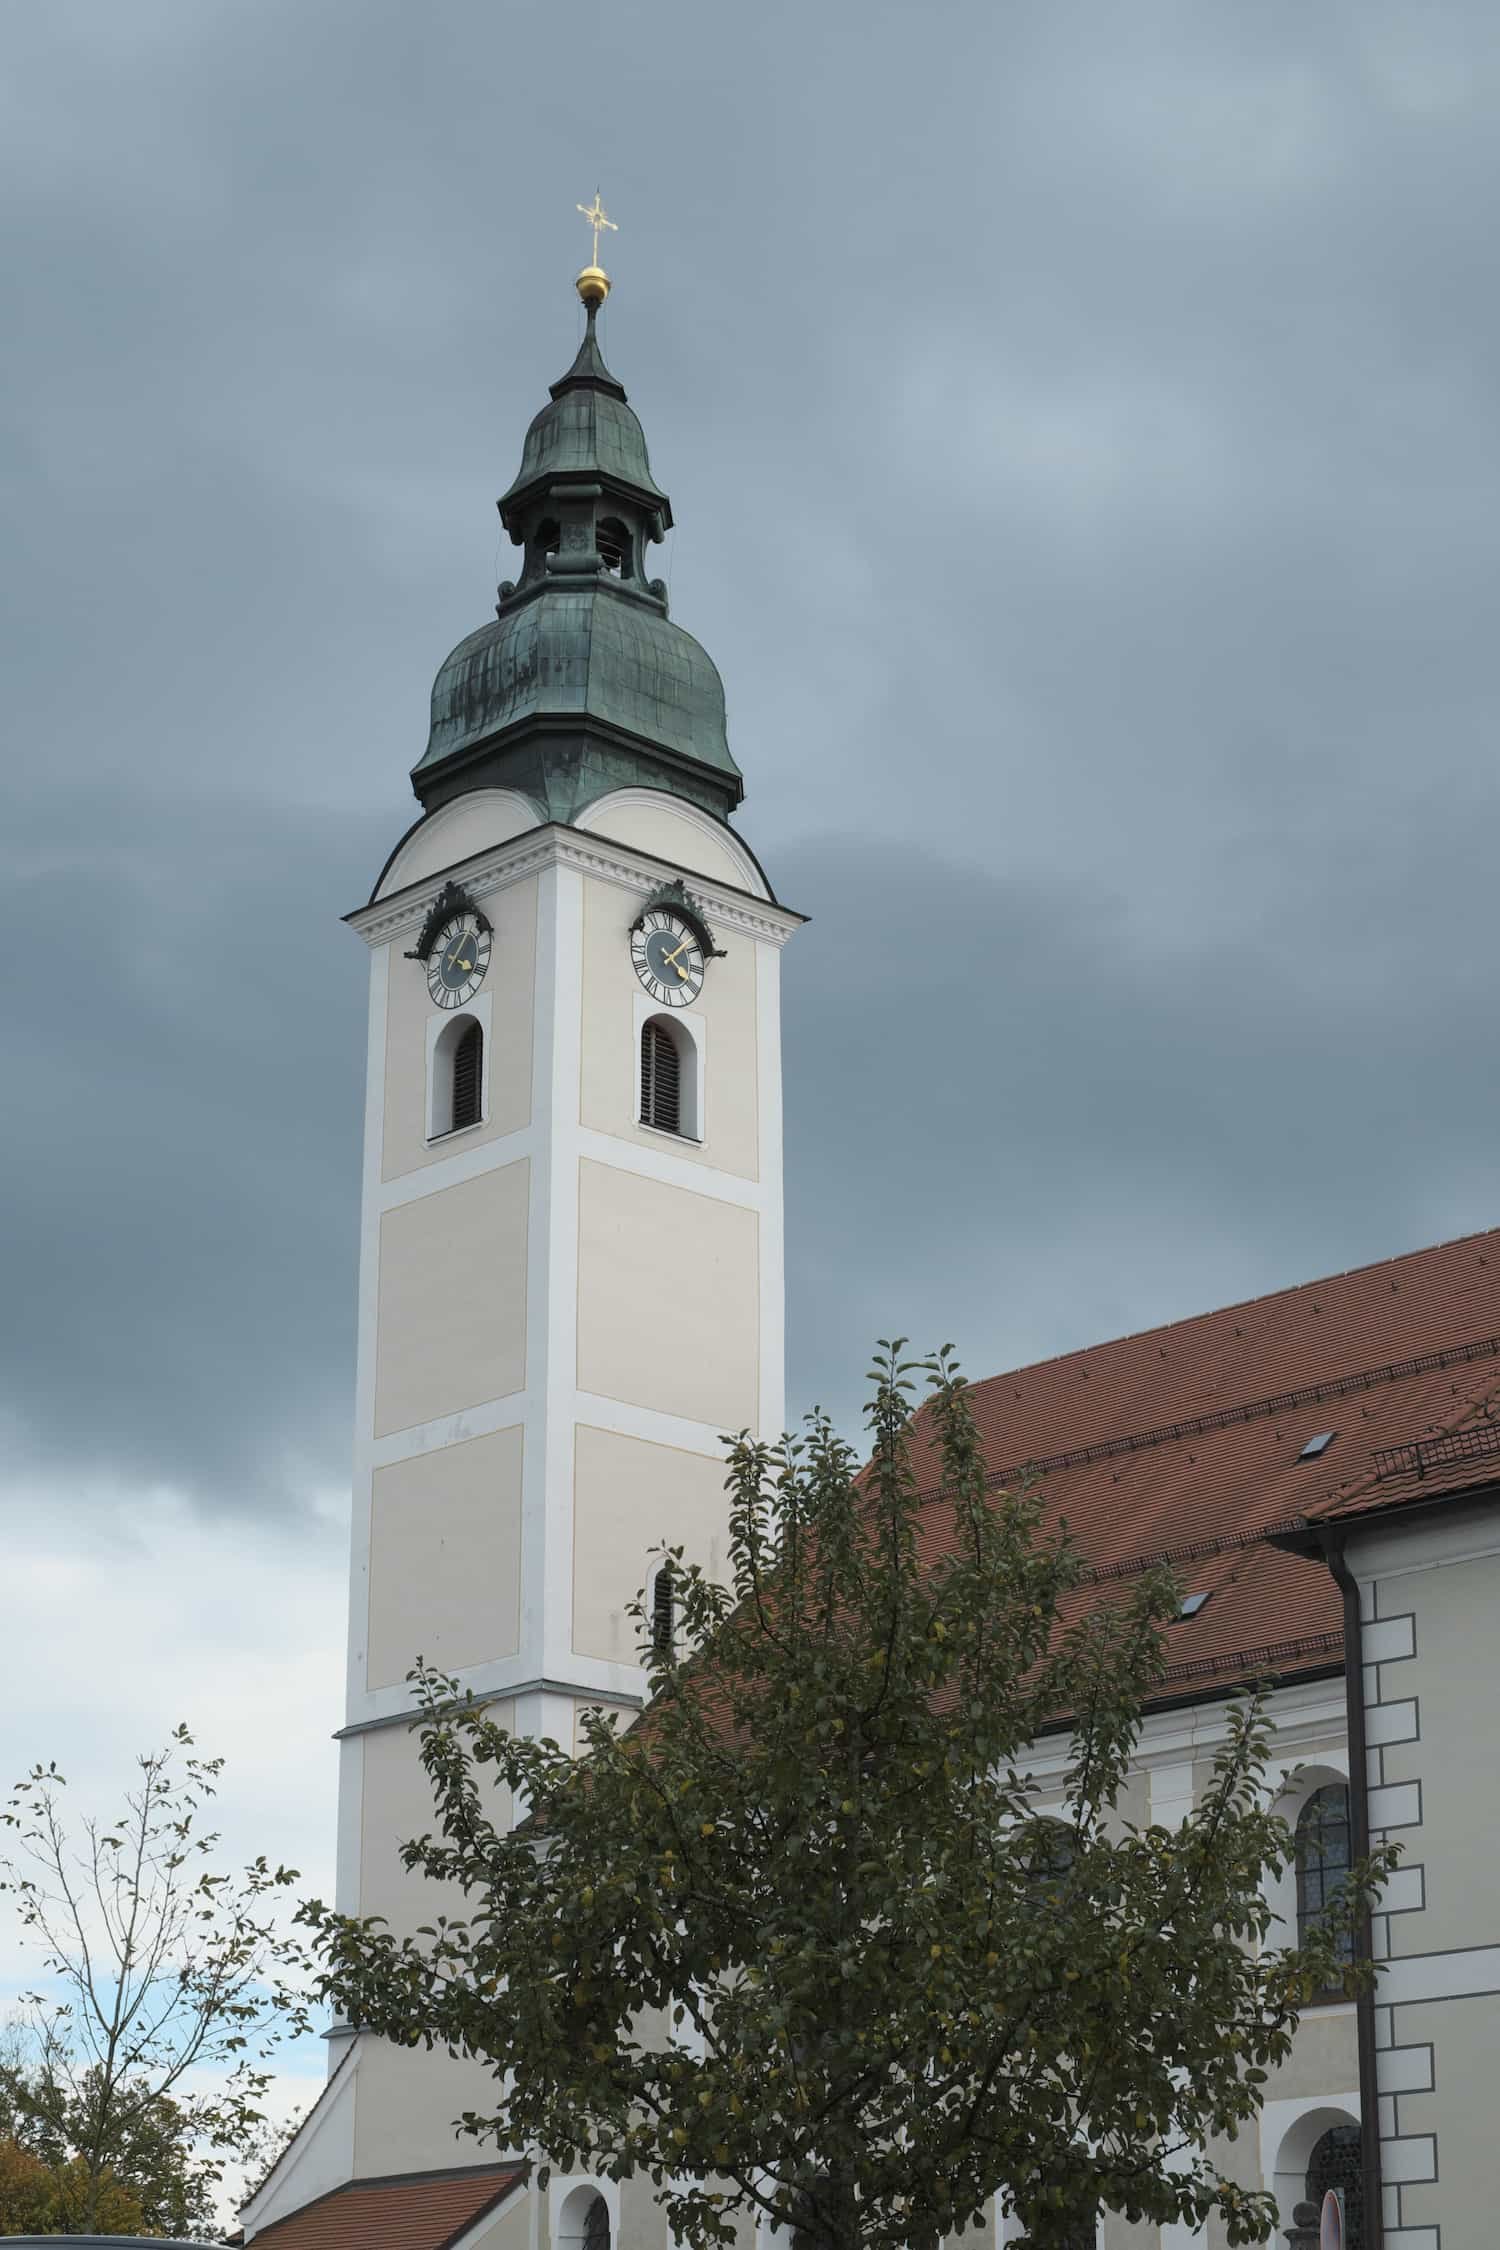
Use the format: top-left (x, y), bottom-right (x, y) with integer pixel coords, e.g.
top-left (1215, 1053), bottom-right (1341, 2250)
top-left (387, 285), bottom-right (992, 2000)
top-left (418, 588), bottom-right (732, 784)
top-left (497, 317), bottom-right (670, 522)
top-left (411, 304), bottom-right (740, 820)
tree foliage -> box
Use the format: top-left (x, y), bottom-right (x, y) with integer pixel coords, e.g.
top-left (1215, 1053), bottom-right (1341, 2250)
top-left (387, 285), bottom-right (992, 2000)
top-left (0, 1729), bottom-right (308, 2235)
top-left (303, 1348), bottom-right (1394, 2250)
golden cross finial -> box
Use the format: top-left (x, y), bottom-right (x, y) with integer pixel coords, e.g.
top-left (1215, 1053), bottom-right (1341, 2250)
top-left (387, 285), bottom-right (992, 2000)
top-left (576, 189), bottom-right (617, 269)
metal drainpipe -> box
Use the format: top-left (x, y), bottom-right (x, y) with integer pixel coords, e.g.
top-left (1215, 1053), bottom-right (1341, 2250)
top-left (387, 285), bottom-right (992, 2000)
top-left (1318, 1528), bottom-right (1384, 2250)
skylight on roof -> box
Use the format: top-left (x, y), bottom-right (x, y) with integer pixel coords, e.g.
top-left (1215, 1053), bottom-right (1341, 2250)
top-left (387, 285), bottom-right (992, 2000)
top-left (1299, 1430), bottom-right (1337, 1461)
top-left (1179, 1591), bottom-right (1211, 1619)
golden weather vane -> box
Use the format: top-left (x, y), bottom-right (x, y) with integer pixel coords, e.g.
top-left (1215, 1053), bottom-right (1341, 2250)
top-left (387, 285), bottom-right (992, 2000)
top-left (575, 189), bottom-right (617, 308)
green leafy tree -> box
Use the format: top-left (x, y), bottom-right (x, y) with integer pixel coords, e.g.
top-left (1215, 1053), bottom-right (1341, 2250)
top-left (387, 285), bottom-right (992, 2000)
top-left (303, 1349), bottom-right (1393, 2250)
top-left (1, 1730), bottom-right (308, 2234)
top-left (0, 2055), bottom-right (221, 2237)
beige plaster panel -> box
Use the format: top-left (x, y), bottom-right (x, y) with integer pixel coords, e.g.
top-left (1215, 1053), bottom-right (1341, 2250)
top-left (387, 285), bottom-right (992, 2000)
top-left (1389, 1993), bottom-right (1499, 2239)
top-left (357, 1699), bottom-right (515, 1927)
top-left (382, 873), bottom-right (538, 1182)
top-left (572, 1424), bottom-right (732, 1663)
top-left (1379, 1550), bottom-right (1500, 1958)
top-left (575, 1159), bottom-right (759, 1430)
top-left (581, 794), bottom-right (763, 892)
top-left (1099, 2218), bottom-right (1156, 2250)
top-left (374, 1162), bottom-right (529, 1437)
top-left (377, 789), bottom-right (540, 898)
top-left (351, 2033), bottom-right (505, 2179)
top-left (1262, 2003), bottom-right (1359, 2103)
top-left (617, 2170), bottom-right (674, 2250)
top-left (467, 2182), bottom-right (535, 2250)
top-left (367, 1427), bottom-right (523, 1689)
top-left (578, 873), bottom-right (760, 1183)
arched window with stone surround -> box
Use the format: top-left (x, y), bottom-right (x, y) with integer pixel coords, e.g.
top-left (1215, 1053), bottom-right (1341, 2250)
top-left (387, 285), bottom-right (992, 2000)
top-left (1305, 2124), bottom-right (1362, 2246)
top-left (557, 2183), bottom-right (612, 2250)
top-left (640, 1016), bottom-right (684, 1135)
top-left (431, 1012), bottom-right (484, 1139)
top-left (1295, 1783), bottom-right (1353, 1961)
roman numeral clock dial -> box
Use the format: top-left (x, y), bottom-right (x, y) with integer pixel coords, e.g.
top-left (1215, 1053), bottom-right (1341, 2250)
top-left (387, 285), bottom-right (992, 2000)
top-left (631, 910), bottom-right (705, 1006)
top-left (426, 915), bottom-right (491, 1008)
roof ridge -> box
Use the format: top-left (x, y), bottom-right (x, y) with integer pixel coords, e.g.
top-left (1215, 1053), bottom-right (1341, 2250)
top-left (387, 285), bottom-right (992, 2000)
top-left (927, 1330), bottom-right (1500, 1498)
top-left (965, 1226), bottom-right (1500, 1398)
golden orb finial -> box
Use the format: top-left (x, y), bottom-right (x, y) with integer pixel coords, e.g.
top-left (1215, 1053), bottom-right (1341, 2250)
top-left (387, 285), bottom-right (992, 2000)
top-left (575, 189), bottom-right (617, 309)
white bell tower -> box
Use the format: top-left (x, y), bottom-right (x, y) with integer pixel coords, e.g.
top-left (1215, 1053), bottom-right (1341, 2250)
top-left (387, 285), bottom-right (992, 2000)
top-left (247, 267), bottom-right (802, 2217)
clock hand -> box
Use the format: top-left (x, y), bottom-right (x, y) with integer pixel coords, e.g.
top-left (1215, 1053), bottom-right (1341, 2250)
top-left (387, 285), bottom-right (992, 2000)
top-left (661, 938), bottom-right (693, 969)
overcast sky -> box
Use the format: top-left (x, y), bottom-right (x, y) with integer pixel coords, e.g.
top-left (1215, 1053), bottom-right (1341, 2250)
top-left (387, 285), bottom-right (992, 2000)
top-left (6, 0), bottom-right (1500, 2126)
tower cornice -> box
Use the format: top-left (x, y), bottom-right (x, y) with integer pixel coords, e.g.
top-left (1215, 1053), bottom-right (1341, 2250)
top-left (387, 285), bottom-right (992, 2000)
top-left (344, 821), bottom-right (807, 954)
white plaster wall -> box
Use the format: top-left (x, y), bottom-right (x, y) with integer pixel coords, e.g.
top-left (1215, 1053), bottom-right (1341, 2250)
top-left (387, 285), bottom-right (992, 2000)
top-left (377, 790), bottom-right (541, 897)
top-left (350, 2034), bottom-right (509, 2179)
top-left (366, 1426), bottom-right (524, 1689)
top-left (575, 1156), bottom-right (760, 1429)
top-left (357, 1700), bottom-right (514, 1931)
top-left (374, 1161), bottom-right (530, 1436)
top-left (575, 788), bottom-right (767, 895)
top-left (1376, 1548), bottom-right (1500, 1961)
top-left (571, 1423), bottom-right (732, 1664)
top-left (383, 873), bottom-right (539, 1180)
top-left (463, 2183), bottom-right (535, 2250)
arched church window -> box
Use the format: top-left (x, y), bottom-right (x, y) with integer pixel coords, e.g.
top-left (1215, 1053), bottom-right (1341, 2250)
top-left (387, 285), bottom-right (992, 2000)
top-left (1295, 1784), bottom-right (1353, 1960)
top-left (581, 2195), bottom-right (610, 2250)
top-left (596, 517), bottom-right (630, 574)
top-left (1305, 2124), bottom-right (1362, 2246)
top-left (450, 1019), bottom-right (483, 1132)
top-left (640, 1018), bottom-right (682, 1135)
top-left (430, 1012), bottom-right (484, 1141)
top-left (651, 1560), bottom-right (676, 1660)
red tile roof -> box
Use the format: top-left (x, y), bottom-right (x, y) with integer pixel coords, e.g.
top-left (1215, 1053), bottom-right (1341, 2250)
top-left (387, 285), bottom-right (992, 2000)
top-left (912, 1229), bottom-right (1500, 1702)
top-left (250, 2166), bottom-right (526, 2250)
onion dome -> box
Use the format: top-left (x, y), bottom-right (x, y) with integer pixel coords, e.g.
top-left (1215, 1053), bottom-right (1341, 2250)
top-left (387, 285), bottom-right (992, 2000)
top-left (411, 287), bottom-right (742, 824)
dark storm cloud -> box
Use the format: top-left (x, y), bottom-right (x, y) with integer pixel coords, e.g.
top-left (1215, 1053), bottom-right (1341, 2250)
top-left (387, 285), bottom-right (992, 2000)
top-left (4, 0), bottom-right (1500, 1517)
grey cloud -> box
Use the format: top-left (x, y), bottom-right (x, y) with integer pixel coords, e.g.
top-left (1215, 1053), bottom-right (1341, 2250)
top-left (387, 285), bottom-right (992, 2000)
top-left (4, 0), bottom-right (1500, 1522)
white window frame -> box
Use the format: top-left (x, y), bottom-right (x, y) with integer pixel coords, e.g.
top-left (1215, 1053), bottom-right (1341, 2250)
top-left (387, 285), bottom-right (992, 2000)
top-left (425, 991), bottom-right (493, 1143)
top-left (633, 992), bottom-right (705, 1144)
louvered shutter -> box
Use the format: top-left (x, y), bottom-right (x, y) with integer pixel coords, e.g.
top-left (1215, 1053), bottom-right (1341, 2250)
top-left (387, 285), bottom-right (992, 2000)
top-left (451, 1021), bottom-right (483, 1131)
top-left (652, 1562), bottom-right (675, 1656)
top-left (640, 1020), bottom-right (681, 1134)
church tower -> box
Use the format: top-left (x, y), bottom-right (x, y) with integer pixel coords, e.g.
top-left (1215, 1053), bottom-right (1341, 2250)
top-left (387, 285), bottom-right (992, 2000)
top-left (247, 253), bottom-right (801, 2223)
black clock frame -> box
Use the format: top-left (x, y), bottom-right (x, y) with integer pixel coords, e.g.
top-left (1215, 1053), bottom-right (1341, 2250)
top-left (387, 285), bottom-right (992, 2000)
top-left (629, 879), bottom-right (726, 964)
top-left (404, 881), bottom-right (494, 964)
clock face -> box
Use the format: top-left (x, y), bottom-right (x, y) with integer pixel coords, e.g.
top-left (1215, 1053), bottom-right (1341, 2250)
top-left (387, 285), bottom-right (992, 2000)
top-left (631, 911), bottom-right (705, 1007)
top-left (426, 915), bottom-right (491, 1009)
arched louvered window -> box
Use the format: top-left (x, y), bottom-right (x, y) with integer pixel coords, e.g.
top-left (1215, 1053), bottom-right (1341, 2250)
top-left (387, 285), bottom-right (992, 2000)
top-left (450, 1019), bottom-right (483, 1132)
top-left (1306, 2125), bottom-right (1362, 2246)
top-left (581, 2196), bottom-right (610, 2250)
top-left (640, 1018), bottom-right (682, 1135)
top-left (596, 516), bottom-right (630, 574)
top-left (651, 1561), bottom-right (676, 1660)
top-left (1295, 1783), bottom-right (1353, 1961)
